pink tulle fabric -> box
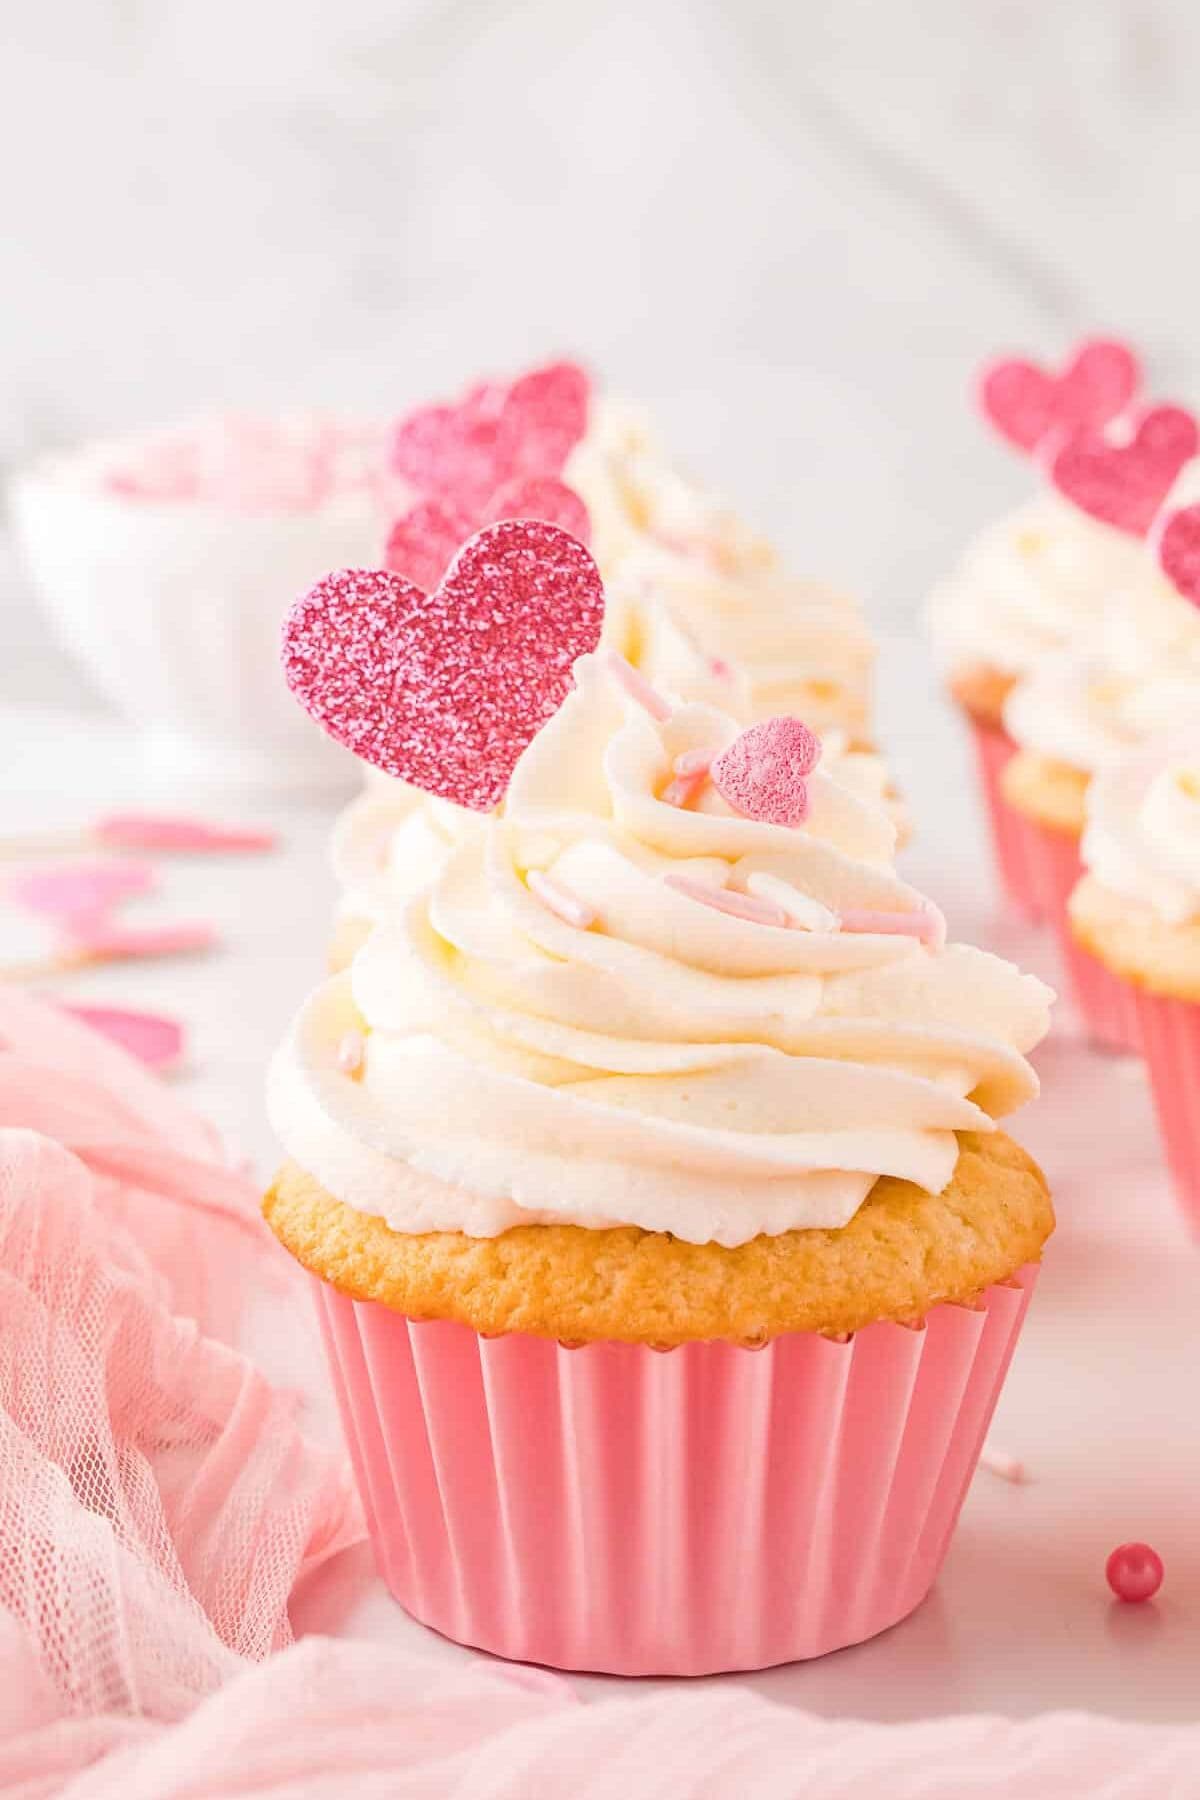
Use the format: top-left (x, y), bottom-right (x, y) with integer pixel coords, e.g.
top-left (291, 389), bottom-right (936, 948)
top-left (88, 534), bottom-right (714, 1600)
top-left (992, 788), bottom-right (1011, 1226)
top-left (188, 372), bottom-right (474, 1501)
top-left (1, 986), bottom-right (1198, 1796)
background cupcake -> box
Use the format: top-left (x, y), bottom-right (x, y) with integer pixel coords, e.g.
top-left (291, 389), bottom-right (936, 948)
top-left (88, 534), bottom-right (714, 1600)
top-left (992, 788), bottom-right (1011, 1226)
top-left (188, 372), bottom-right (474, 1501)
top-left (1069, 731), bottom-right (1200, 1228)
top-left (268, 534), bottom-right (1053, 1674)
top-left (928, 338), bottom-right (1144, 916)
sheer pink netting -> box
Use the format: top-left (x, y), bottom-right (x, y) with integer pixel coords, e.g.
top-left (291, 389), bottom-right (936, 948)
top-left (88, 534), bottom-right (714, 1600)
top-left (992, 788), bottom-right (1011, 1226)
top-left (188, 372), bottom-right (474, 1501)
top-left (0, 986), bottom-right (1198, 1798)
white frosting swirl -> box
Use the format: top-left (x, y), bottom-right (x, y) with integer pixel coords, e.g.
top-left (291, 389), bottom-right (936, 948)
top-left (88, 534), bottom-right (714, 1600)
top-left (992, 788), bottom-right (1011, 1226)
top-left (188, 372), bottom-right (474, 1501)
top-left (928, 494), bottom-right (1145, 680)
top-left (274, 655), bottom-right (1050, 1245)
top-left (1082, 740), bottom-right (1200, 923)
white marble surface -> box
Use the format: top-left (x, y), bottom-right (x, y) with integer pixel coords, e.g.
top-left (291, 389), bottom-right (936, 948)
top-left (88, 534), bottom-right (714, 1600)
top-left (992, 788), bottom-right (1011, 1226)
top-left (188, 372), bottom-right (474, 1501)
top-left (3, 637), bottom-right (1199, 1726)
top-left (5, 1), bottom-right (1200, 712)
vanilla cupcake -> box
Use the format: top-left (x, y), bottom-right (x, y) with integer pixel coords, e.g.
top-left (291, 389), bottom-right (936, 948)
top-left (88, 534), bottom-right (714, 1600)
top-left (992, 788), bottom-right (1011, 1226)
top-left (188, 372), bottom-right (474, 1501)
top-left (928, 338), bottom-right (1145, 914)
top-left (268, 567), bottom-right (1052, 1674)
top-left (1001, 463), bottom-right (1200, 1040)
top-left (1070, 738), bottom-right (1200, 1220)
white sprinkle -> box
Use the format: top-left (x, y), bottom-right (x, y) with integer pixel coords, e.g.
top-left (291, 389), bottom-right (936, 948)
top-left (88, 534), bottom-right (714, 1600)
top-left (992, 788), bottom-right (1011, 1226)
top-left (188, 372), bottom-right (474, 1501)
top-left (745, 872), bottom-right (838, 933)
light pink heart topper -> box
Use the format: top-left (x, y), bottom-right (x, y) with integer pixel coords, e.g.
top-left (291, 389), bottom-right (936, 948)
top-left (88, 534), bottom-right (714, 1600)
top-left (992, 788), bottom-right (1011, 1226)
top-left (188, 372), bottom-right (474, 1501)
top-left (710, 718), bottom-right (822, 828)
top-left (1158, 503), bottom-right (1200, 607)
top-left (389, 360), bottom-right (591, 513)
top-left (384, 476), bottom-right (590, 593)
top-left (978, 337), bottom-right (1140, 454)
top-left (282, 519), bottom-right (606, 811)
top-left (1048, 404), bottom-right (1199, 537)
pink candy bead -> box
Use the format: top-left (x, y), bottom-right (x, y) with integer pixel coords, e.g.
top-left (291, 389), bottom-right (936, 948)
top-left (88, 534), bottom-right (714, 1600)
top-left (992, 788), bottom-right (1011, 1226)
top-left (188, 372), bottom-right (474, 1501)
top-left (1106, 1542), bottom-right (1164, 1604)
top-left (337, 1030), bottom-right (365, 1076)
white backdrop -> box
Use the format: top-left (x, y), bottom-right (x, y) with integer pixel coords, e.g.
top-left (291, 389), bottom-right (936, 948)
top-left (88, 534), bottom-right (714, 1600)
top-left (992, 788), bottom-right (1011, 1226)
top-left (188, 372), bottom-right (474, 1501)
top-left (4, 0), bottom-right (1200, 705)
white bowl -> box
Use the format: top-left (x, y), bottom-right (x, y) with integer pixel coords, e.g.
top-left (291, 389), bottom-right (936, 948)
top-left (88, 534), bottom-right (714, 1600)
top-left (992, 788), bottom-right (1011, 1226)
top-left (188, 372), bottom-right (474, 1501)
top-left (11, 434), bottom-right (386, 795)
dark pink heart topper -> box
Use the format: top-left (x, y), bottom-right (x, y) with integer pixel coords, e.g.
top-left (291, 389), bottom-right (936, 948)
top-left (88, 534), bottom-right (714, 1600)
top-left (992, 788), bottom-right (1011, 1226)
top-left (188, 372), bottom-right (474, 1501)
top-left (978, 338), bottom-right (1140, 454)
top-left (1158, 503), bottom-right (1200, 607)
top-left (389, 360), bottom-right (591, 514)
top-left (384, 476), bottom-right (591, 593)
top-left (282, 519), bottom-right (605, 811)
top-left (1048, 404), bottom-right (1199, 537)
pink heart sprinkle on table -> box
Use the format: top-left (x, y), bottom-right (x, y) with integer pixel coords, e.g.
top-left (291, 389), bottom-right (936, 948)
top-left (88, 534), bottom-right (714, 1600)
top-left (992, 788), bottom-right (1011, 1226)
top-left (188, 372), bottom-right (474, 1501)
top-left (1049, 404), bottom-right (1199, 537)
top-left (710, 718), bottom-right (821, 827)
top-left (282, 520), bottom-right (605, 811)
top-left (9, 862), bottom-right (155, 921)
top-left (58, 1003), bottom-right (185, 1069)
top-left (1157, 502), bottom-right (1200, 606)
top-left (978, 338), bottom-right (1140, 454)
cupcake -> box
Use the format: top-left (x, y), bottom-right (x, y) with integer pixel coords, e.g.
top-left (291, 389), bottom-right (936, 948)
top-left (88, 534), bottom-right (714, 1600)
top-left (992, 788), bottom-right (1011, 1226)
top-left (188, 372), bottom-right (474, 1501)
top-left (928, 338), bottom-right (1145, 915)
top-left (12, 412), bottom-right (387, 791)
top-left (1001, 453), bottom-right (1200, 1043)
top-left (267, 525), bottom-right (1053, 1674)
top-left (1069, 745), bottom-right (1200, 1226)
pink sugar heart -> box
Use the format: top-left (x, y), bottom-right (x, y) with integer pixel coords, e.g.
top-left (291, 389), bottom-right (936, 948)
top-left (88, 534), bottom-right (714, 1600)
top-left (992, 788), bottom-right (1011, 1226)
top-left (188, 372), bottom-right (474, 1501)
top-left (383, 498), bottom-right (475, 592)
top-left (384, 479), bottom-right (591, 593)
top-left (9, 861), bottom-right (154, 922)
top-left (978, 338), bottom-right (1140, 454)
top-left (710, 718), bottom-right (822, 828)
top-left (95, 814), bottom-right (276, 853)
top-left (1049, 404), bottom-right (1199, 536)
top-left (59, 1003), bottom-right (185, 1068)
top-left (389, 360), bottom-right (590, 513)
top-left (484, 474), bottom-right (590, 543)
top-left (1158, 503), bottom-right (1200, 606)
top-left (282, 519), bottom-right (606, 811)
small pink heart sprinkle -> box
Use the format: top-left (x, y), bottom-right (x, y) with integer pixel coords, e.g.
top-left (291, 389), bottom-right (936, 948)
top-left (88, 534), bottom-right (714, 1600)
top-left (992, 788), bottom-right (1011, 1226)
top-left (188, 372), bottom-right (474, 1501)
top-left (383, 498), bottom-right (474, 592)
top-left (59, 1003), bottom-right (185, 1069)
top-left (389, 360), bottom-right (590, 513)
top-left (1158, 503), bottom-right (1200, 606)
top-left (282, 521), bottom-right (605, 811)
top-left (484, 475), bottom-right (591, 544)
top-left (1049, 403), bottom-right (1199, 537)
top-left (978, 338), bottom-right (1140, 454)
top-left (95, 814), bottom-right (276, 853)
top-left (64, 919), bottom-right (218, 960)
top-left (710, 718), bottom-right (821, 828)
top-left (9, 861), bottom-right (154, 922)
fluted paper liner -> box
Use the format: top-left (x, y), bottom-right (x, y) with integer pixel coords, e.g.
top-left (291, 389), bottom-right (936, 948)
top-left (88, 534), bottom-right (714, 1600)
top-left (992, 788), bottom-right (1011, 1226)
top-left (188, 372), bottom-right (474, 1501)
top-left (314, 1266), bottom-right (1037, 1675)
top-left (966, 717), bottom-right (1040, 921)
top-left (1133, 989), bottom-right (1200, 1232)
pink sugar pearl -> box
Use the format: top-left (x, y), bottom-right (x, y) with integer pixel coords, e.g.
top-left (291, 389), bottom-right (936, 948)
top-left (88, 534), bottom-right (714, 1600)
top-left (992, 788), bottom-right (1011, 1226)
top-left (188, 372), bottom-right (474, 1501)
top-left (1106, 1542), bottom-right (1164, 1603)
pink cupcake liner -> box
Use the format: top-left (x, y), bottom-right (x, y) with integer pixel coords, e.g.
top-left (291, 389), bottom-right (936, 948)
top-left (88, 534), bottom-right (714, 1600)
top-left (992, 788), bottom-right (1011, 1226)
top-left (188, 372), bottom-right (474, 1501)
top-left (313, 1266), bottom-right (1037, 1675)
top-left (1059, 932), bottom-right (1143, 1055)
top-left (1132, 987), bottom-right (1200, 1232)
top-left (1003, 806), bottom-right (1082, 935)
top-left (965, 717), bottom-right (1040, 921)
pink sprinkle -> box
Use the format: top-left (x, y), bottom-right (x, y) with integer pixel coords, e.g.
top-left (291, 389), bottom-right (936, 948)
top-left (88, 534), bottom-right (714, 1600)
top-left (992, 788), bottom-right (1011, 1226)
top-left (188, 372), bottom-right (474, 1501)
top-left (95, 814), bottom-right (276, 854)
top-left (527, 869), bottom-right (596, 930)
top-left (710, 657), bottom-right (733, 682)
top-left (978, 1444), bottom-right (1029, 1485)
top-left (604, 652), bottom-right (672, 722)
top-left (1106, 1542), bottom-right (1164, 1604)
top-left (673, 748), bottom-right (713, 778)
top-left (64, 919), bottom-right (218, 961)
top-left (710, 717), bottom-right (821, 828)
top-left (837, 905), bottom-right (946, 949)
top-left (337, 1029), bottom-right (365, 1075)
top-left (58, 1004), bottom-right (185, 1070)
top-left (661, 766), bottom-right (709, 809)
top-left (665, 872), bottom-right (790, 928)
top-left (9, 861), bottom-right (155, 922)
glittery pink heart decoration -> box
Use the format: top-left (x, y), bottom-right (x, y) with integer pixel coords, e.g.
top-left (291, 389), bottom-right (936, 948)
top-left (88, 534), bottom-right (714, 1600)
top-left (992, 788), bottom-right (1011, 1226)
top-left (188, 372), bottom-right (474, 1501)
top-left (389, 361), bottom-right (590, 513)
top-left (1158, 503), bottom-right (1200, 606)
top-left (1049, 404), bottom-right (1199, 537)
top-left (978, 338), bottom-right (1140, 454)
top-left (384, 479), bottom-right (590, 592)
top-left (282, 520), bottom-right (606, 810)
top-left (710, 718), bottom-right (822, 828)
top-left (485, 475), bottom-right (590, 544)
top-left (383, 498), bottom-right (474, 593)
